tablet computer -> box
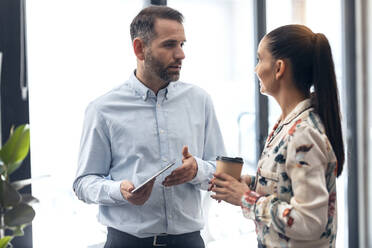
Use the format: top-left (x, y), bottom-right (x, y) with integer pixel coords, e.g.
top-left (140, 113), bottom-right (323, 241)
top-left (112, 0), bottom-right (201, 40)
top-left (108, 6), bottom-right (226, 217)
top-left (131, 160), bottom-right (176, 194)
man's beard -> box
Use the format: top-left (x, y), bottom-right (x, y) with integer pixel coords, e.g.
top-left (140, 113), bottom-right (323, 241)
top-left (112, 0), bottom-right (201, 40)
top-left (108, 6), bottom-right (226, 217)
top-left (144, 50), bottom-right (180, 84)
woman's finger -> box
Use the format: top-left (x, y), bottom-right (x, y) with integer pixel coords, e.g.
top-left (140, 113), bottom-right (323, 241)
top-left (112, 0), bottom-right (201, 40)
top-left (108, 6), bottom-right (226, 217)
top-left (211, 185), bottom-right (228, 194)
top-left (212, 178), bottom-right (230, 188)
top-left (210, 194), bottom-right (226, 201)
top-left (213, 172), bottom-right (235, 181)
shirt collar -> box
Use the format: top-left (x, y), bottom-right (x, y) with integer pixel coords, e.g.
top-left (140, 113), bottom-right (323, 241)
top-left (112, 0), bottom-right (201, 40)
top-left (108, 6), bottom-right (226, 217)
top-left (128, 71), bottom-right (151, 101)
top-left (281, 98), bottom-right (312, 125)
top-left (128, 71), bottom-right (171, 101)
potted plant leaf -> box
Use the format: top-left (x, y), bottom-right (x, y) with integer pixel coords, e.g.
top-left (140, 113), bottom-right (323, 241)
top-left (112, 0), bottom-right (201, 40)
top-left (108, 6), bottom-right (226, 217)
top-left (0, 124), bottom-right (36, 248)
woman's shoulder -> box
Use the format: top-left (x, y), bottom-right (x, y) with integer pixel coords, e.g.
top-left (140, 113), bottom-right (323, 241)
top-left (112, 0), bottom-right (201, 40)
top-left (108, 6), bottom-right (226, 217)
top-left (288, 108), bottom-right (325, 136)
top-left (286, 108), bottom-right (336, 159)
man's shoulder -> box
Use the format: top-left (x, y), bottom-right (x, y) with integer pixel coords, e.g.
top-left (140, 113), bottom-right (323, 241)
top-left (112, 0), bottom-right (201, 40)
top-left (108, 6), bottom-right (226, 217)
top-left (173, 80), bottom-right (210, 99)
top-left (87, 82), bottom-right (131, 111)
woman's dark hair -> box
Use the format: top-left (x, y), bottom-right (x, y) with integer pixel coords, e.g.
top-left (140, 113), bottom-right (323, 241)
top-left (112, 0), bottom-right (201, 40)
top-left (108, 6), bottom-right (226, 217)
top-left (266, 24), bottom-right (344, 177)
top-left (130, 6), bottom-right (184, 45)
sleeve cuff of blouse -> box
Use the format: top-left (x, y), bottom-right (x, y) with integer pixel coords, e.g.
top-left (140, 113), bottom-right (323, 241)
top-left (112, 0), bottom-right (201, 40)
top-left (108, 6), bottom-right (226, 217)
top-left (249, 176), bottom-right (256, 189)
top-left (241, 190), bottom-right (263, 220)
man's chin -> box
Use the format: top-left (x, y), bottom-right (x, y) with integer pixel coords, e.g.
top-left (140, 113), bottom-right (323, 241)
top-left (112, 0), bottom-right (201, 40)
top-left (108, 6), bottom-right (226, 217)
top-left (159, 71), bottom-right (180, 83)
top-left (170, 76), bottom-right (180, 82)
top-left (164, 73), bottom-right (180, 83)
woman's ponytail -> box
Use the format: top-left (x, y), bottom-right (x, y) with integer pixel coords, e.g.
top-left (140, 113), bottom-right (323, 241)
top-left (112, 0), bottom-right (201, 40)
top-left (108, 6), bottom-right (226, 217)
top-left (266, 25), bottom-right (345, 177)
top-left (311, 34), bottom-right (344, 177)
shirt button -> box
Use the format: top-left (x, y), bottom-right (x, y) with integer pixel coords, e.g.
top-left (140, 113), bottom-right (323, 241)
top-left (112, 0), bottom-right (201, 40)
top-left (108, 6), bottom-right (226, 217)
top-left (162, 158), bottom-right (168, 162)
top-left (160, 129), bottom-right (164, 134)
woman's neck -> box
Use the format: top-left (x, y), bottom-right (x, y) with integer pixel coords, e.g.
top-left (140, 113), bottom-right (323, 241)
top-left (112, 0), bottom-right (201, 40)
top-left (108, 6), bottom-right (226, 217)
top-left (274, 87), bottom-right (307, 122)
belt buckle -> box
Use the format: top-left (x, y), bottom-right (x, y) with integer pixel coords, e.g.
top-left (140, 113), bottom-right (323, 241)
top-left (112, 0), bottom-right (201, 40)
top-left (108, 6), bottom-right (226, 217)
top-left (153, 234), bottom-right (167, 247)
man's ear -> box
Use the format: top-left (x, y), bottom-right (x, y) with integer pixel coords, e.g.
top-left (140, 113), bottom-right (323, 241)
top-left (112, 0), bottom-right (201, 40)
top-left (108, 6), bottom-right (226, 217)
top-left (275, 59), bottom-right (286, 80)
top-left (133, 38), bottom-right (146, 61)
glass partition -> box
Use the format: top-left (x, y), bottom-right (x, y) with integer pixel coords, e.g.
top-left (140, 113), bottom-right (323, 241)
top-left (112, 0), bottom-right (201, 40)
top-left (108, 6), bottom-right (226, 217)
top-left (167, 0), bottom-right (257, 247)
top-left (26, 0), bottom-right (348, 247)
top-left (28, 0), bottom-right (257, 247)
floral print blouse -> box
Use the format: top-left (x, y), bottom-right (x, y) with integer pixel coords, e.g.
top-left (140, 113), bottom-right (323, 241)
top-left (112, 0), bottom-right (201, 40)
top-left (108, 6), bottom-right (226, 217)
top-left (241, 99), bottom-right (338, 248)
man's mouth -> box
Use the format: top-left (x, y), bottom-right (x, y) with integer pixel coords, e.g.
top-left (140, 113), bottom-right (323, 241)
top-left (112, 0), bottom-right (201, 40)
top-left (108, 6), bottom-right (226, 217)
top-left (168, 65), bottom-right (182, 71)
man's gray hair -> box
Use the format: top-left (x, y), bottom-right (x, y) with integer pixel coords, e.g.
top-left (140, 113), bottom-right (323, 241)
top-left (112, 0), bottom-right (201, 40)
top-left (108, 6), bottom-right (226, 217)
top-left (130, 6), bottom-right (184, 45)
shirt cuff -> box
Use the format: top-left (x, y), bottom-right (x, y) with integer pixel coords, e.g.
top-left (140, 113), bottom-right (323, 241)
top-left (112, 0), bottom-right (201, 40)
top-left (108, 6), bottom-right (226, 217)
top-left (189, 156), bottom-right (213, 189)
top-left (108, 180), bottom-right (126, 203)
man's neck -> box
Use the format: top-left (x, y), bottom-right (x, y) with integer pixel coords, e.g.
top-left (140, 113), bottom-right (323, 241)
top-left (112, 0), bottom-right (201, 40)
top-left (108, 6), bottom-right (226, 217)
top-left (135, 68), bottom-right (167, 95)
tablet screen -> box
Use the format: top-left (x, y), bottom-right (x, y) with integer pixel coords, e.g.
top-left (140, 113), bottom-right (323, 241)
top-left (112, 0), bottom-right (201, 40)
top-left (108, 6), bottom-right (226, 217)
top-left (132, 160), bottom-right (176, 194)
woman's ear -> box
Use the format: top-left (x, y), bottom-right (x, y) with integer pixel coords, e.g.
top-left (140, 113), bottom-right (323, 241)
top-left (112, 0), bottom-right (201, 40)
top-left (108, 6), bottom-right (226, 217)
top-left (133, 38), bottom-right (146, 61)
top-left (275, 59), bottom-right (286, 80)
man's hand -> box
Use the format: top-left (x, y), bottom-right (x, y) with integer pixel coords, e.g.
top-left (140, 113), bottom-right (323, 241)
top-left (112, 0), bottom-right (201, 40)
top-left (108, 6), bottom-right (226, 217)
top-left (120, 179), bottom-right (155, 205)
top-left (162, 146), bottom-right (198, 187)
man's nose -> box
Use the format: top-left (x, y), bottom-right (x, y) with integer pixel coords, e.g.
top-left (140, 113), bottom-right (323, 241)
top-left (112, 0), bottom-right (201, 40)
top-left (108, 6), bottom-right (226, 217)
top-left (175, 47), bottom-right (185, 60)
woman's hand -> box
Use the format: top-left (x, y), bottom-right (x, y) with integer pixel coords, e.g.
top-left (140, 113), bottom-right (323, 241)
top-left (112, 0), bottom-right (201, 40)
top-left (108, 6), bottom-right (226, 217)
top-left (241, 174), bottom-right (252, 187)
top-left (210, 172), bottom-right (250, 206)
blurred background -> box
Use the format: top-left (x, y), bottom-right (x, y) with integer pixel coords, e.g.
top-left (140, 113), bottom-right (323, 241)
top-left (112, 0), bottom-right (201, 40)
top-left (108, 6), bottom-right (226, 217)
top-left (0, 0), bottom-right (371, 247)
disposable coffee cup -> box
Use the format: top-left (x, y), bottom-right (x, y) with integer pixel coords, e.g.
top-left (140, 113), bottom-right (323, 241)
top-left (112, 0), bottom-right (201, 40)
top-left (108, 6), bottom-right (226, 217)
top-left (216, 156), bottom-right (243, 180)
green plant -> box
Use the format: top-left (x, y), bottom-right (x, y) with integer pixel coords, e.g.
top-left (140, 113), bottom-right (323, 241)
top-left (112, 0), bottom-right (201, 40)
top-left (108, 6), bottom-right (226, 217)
top-left (0, 124), bottom-right (36, 248)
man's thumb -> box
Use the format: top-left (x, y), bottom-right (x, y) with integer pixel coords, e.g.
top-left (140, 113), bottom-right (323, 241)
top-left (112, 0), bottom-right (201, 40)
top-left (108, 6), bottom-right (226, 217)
top-left (182, 145), bottom-right (191, 158)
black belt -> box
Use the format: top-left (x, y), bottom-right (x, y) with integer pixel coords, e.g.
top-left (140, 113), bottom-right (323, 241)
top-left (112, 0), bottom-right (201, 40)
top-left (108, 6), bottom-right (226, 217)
top-left (145, 232), bottom-right (200, 247)
top-left (107, 227), bottom-right (201, 247)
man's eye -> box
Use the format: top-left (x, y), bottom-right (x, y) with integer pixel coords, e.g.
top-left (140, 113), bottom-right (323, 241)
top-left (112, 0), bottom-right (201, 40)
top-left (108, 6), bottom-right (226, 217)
top-left (164, 43), bottom-right (176, 47)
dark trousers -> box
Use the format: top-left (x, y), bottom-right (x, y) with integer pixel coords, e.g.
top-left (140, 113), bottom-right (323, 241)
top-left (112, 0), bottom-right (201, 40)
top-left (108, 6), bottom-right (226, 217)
top-left (104, 227), bottom-right (205, 248)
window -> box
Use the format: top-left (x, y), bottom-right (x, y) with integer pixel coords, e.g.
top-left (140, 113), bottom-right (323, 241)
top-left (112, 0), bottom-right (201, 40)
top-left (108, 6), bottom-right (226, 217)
top-left (27, 1), bottom-right (348, 247)
top-left (27, 1), bottom-right (142, 247)
top-left (167, 0), bottom-right (257, 247)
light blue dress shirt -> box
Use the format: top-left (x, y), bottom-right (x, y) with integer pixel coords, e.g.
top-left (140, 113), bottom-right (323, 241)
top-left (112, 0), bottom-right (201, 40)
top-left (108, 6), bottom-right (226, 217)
top-left (73, 72), bottom-right (226, 238)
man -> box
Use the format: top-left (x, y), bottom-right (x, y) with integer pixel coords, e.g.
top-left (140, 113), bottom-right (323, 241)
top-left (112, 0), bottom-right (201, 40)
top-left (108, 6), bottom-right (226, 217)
top-left (73, 5), bottom-right (225, 248)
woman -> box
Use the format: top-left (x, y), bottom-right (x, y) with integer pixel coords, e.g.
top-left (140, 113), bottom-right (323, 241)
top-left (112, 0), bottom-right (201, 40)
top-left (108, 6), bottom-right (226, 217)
top-left (210, 24), bottom-right (344, 248)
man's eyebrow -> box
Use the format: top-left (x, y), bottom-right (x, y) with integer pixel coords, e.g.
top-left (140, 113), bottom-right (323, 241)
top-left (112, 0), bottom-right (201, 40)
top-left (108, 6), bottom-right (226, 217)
top-left (162, 39), bottom-right (177, 43)
top-left (161, 39), bottom-right (186, 43)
